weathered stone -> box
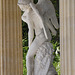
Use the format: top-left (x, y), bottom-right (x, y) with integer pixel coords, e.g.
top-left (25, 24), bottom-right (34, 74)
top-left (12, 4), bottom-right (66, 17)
top-left (18, 0), bottom-right (58, 75)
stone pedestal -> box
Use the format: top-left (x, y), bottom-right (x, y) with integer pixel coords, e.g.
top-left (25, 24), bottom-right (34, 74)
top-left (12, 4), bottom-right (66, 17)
top-left (60, 0), bottom-right (75, 75)
top-left (0, 0), bottom-right (23, 75)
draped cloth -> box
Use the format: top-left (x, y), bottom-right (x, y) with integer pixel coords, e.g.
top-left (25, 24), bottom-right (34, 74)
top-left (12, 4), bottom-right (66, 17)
top-left (34, 42), bottom-right (58, 75)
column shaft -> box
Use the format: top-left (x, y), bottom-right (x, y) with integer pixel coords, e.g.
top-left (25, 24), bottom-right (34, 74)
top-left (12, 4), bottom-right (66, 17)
top-left (60, 0), bottom-right (75, 75)
top-left (0, 0), bottom-right (23, 75)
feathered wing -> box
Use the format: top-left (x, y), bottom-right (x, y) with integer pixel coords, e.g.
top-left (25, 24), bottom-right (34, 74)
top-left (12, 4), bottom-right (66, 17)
top-left (30, 0), bottom-right (59, 41)
top-left (30, 2), bottom-right (52, 41)
top-left (36, 0), bottom-right (59, 35)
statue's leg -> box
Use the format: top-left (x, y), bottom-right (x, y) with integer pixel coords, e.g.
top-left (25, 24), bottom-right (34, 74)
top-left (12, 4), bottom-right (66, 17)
top-left (26, 12), bottom-right (47, 75)
top-left (26, 31), bottom-right (47, 75)
top-left (26, 38), bottom-right (40, 75)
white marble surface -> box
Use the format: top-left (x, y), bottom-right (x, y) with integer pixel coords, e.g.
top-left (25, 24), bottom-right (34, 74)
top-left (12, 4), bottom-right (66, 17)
top-left (34, 42), bottom-right (57, 75)
top-left (18, 0), bottom-right (58, 75)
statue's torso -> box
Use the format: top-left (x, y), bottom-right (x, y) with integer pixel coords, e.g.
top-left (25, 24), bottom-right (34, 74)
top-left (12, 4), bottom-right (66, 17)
top-left (28, 10), bottom-right (44, 36)
top-left (24, 7), bottom-right (51, 41)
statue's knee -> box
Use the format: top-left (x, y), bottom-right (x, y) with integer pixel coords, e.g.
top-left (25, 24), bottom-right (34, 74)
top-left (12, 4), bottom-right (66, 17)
top-left (26, 54), bottom-right (30, 60)
top-left (26, 54), bottom-right (32, 60)
top-left (26, 54), bottom-right (34, 62)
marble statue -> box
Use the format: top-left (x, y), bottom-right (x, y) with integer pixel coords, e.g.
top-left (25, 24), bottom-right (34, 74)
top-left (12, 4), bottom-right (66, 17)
top-left (17, 0), bottom-right (59, 75)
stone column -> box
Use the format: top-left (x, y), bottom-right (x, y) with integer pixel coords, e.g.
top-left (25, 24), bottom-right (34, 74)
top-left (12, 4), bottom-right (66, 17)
top-left (60, 0), bottom-right (75, 75)
top-left (0, 0), bottom-right (23, 75)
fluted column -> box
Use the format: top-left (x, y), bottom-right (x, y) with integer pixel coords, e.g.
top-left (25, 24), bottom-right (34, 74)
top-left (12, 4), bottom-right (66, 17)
top-left (60, 0), bottom-right (75, 75)
top-left (0, 0), bottom-right (23, 75)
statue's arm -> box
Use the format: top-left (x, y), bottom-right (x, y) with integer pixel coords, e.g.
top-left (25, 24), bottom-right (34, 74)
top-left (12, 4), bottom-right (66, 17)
top-left (21, 11), bottom-right (34, 47)
top-left (21, 12), bottom-right (28, 22)
top-left (28, 21), bottom-right (34, 48)
top-left (29, 2), bottom-right (48, 40)
top-left (28, 27), bottom-right (34, 48)
top-left (29, 2), bottom-right (40, 15)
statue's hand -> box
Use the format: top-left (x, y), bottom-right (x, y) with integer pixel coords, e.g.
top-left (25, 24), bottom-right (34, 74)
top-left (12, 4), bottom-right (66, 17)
top-left (21, 15), bottom-right (28, 23)
top-left (29, 3), bottom-right (40, 15)
top-left (21, 11), bottom-right (30, 23)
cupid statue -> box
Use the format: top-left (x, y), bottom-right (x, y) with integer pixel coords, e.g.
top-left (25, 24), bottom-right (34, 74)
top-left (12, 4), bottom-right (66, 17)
top-left (18, 0), bottom-right (59, 75)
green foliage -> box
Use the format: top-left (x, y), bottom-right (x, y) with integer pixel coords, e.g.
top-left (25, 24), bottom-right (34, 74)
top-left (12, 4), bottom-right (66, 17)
top-left (23, 44), bottom-right (28, 75)
top-left (22, 0), bottom-right (60, 75)
top-left (22, 22), bottom-right (28, 39)
top-left (23, 60), bottom-right (27, 75)
top-left (53, 46), bottom-right (60, 75)
top-left (22, 39), bottom-right (28, 47)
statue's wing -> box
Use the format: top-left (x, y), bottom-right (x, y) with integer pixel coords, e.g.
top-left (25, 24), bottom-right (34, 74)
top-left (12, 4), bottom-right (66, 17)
top-left (36, 0), bottom-right (59, 35)
top-left (30, 3), bottom-right (52, 41)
